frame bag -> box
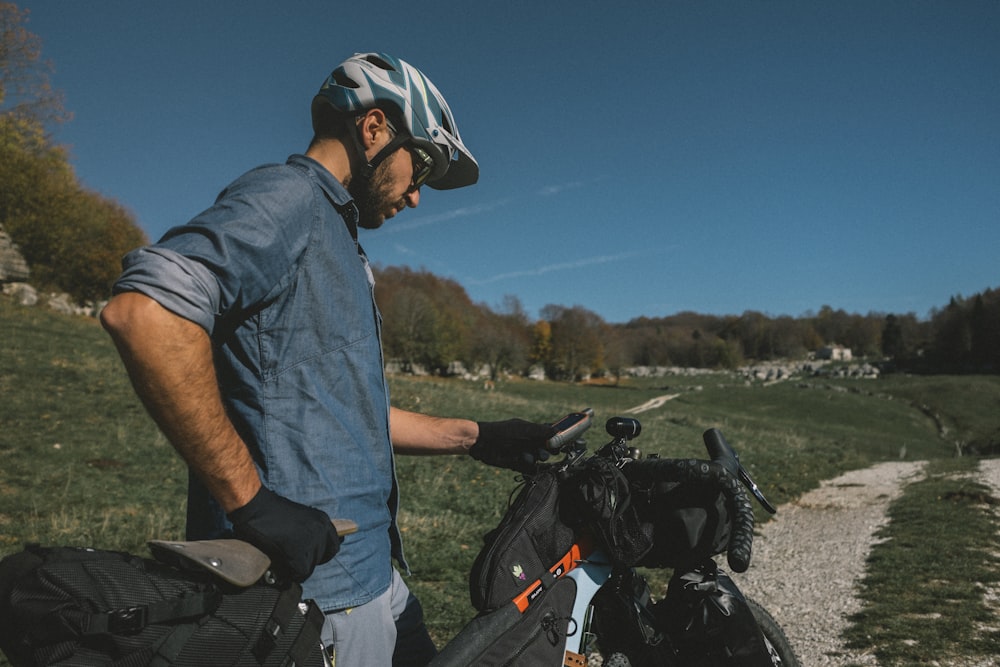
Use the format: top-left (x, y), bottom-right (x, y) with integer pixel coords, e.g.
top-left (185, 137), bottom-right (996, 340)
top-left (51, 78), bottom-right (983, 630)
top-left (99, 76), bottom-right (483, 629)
top-left (431, 576), bottom-right (577, 667)
top-left (468, 467), bottom-right (576, 612)
top-left (0, 543), bottom-right (326, 667)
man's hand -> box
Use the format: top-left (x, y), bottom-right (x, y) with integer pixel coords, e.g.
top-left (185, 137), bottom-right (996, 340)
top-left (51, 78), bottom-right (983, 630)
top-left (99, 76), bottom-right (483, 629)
top-left (470, 419), bottom-right (558, 473)
top-left (227, 486), bottom-right (342, 582)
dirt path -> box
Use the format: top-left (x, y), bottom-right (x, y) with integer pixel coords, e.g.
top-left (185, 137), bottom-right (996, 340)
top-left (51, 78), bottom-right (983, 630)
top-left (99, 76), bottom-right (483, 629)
top-left (624, 394), bottom-right (681, 414)
top-left (734, 461), bottom-right (927, 665)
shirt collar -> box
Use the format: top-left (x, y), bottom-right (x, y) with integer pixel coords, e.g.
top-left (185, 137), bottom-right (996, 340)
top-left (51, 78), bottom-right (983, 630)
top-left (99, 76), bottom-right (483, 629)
top-left (287, 153), bottom-right (360, 238)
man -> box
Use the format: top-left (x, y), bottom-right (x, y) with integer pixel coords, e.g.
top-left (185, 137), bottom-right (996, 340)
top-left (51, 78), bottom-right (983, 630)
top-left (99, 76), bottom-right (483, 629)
top-left (101, 52), bottom-right (554, 666)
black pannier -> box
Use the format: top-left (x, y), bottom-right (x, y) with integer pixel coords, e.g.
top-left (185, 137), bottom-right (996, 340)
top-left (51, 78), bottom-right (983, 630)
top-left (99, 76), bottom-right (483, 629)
top-left (0, 543), bottom-right (326, 667)
top-left (658, 562), bottom-right (774, 666)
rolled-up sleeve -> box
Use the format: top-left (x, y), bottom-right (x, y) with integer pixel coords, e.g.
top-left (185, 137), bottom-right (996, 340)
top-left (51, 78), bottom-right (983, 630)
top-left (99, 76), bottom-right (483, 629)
top-left (113, 245), bottom-right (224, 333)
top-left (112, 163), bottom-right (315, 335)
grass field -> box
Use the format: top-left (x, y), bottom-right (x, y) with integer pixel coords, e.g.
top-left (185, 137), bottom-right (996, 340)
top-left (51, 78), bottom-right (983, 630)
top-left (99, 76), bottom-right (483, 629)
top-left (1, 295), bottom-right (998, 664)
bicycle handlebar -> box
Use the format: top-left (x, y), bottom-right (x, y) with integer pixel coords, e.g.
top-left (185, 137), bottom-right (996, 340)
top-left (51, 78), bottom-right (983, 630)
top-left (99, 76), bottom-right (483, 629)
top-left (546, 411), bottom-right (771, 572)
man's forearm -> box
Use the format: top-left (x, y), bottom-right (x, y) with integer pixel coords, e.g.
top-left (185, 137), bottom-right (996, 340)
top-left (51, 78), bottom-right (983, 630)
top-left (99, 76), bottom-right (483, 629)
top-left (389, 406), bottom-right (479, 455)
top-left (101, 292), bottom-right (260, 511)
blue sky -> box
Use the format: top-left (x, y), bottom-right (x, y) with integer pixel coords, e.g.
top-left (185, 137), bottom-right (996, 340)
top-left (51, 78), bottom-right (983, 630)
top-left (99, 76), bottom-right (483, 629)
top-left (18, 1), bottom-right (1000, 323)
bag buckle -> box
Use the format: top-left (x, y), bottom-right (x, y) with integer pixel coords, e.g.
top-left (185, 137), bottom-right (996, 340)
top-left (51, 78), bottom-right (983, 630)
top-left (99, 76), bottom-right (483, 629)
top-left (108, 605), bottom-right (148, 634)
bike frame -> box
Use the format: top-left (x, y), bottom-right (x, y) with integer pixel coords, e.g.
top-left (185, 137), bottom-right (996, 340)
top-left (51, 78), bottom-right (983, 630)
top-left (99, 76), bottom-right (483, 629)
top-left (506, 536), bottom-right (633, 659)
top-left (564, 549), bottom-right (613, 655)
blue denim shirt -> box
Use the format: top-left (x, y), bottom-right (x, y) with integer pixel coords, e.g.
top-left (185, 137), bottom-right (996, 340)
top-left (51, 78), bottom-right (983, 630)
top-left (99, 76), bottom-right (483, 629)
top-left (113, 154), bottom-right (404, 611)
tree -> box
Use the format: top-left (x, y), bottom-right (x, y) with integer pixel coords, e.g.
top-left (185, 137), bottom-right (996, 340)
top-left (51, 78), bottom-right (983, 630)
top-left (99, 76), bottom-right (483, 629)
top-left (380, 285), bottom-right (441, 372)
top-left (540, 304), bottom-right (605, 380)
top-left (1, 2), bottom-right (69, 131)
top-left (468, 300), bottom-right (531, 381)
top-left (882, 314), bottom-right (905, 360)
top-left (1, 3), bottom-right (148, 301)
top-left (530, 319), bottom-right (553, 371)
top-left (49, 190), bottom-right (148, 301)
top-left (375, 266), bottom-right (482, 375)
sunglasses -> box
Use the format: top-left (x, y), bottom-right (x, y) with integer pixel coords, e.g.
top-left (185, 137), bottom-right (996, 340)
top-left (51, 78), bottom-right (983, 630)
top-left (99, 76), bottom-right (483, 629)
top-left (408, 145), bottom-right (435, 191)
top-left (384, 117), bottom-right (436, 191)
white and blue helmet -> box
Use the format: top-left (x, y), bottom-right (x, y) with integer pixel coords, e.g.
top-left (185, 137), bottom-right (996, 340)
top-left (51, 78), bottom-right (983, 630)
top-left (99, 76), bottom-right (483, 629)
top-left (312, 52), bottom-right (479, 190)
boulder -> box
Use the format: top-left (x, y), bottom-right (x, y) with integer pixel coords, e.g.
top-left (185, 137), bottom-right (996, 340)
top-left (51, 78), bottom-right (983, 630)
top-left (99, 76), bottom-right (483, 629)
top-left (3, 281), bottom-right (38, 306)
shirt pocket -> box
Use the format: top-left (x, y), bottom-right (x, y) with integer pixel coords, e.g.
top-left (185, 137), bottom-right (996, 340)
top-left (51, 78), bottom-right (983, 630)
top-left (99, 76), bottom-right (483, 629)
top-left (257, 254), bottom-right (377, 380)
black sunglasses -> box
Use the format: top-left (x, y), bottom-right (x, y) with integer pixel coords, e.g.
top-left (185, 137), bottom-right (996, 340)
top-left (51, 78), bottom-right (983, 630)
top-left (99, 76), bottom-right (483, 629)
top-left (408, 145), bottom-right (435, 191)
top-left (383, 117), bottom-right (436, 190)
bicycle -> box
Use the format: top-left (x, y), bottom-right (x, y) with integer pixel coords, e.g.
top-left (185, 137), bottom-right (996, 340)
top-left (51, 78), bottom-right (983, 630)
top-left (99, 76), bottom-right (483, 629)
top-left (429, 409), bottom-right (800, 666)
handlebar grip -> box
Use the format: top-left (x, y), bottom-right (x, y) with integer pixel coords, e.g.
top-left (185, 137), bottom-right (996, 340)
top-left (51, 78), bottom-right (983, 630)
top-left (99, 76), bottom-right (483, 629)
top-left (724, 476), bottom-right (755, 573)
top-left (625, 457), bottom-right (755, 572)
top-left (701, 429), bottom-right (754, 570)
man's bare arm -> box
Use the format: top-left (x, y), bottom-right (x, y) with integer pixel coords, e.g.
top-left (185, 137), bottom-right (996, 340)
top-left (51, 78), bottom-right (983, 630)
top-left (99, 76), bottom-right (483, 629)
top-left (100, 292), bottom-right (260, 512)
top-left (389, 406), bottom-right (479, 455)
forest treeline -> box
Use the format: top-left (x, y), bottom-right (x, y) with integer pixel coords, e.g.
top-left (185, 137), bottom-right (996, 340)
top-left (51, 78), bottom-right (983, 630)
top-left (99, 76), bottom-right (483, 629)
top-left (3, 4), bottom-right (997, 379)
top-left (373, 266), bottom-right (1000, 380)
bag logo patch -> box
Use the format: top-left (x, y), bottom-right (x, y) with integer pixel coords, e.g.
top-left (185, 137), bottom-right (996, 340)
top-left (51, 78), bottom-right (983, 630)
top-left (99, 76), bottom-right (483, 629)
top-left (511, 564), bottom-right (526, 581)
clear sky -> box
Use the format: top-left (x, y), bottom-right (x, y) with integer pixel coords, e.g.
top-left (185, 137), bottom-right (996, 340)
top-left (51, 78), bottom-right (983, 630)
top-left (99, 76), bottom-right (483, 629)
top-left (17, 1), bottom-right (1000, 323)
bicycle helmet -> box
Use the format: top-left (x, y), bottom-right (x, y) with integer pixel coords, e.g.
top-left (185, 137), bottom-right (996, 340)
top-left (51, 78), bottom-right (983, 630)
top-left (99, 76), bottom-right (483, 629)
top-left (312, 52), bottom-right (479, 190)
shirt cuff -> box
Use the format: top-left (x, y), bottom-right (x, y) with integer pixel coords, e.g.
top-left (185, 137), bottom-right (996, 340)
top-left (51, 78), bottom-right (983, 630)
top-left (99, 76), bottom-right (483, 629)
top-left (113, 246), bottom-right (221, 334)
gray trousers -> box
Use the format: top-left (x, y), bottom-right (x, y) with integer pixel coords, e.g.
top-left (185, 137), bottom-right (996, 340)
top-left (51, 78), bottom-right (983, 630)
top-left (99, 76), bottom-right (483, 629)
top-left (321, 569), bottom-right (437, 667)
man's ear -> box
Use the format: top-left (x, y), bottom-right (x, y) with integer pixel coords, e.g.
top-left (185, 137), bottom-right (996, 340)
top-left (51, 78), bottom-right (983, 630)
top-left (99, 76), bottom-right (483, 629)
top-left (357, 108), bottom-right (390, 151)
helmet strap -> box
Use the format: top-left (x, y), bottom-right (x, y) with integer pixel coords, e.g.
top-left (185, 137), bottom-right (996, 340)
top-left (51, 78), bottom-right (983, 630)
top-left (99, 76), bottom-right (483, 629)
top-left (350, 115), bottom-right (410, 185)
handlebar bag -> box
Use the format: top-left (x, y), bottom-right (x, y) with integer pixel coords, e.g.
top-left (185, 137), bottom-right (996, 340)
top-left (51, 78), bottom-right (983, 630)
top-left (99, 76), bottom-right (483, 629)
top-left (469, 466), bottom-right (576, 612)
top-left (0, 544), bottom-right (326, 667)
top-left (561, 456), bottom-right (655, 568)
top-left (625, 461), bottom-right (732, 570)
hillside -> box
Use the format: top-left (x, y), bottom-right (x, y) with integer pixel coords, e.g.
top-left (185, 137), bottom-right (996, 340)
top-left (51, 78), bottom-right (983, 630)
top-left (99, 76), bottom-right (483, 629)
top-left (1, 294), bottom-right (999, 663)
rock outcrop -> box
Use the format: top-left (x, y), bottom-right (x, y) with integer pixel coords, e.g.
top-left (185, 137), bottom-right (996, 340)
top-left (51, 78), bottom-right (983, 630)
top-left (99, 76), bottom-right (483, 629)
top-left (0, 225), bottom-right (30, 282)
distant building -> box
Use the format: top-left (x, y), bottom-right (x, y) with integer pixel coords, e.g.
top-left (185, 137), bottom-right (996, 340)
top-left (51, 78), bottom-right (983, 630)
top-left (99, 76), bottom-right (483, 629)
top-left (816, 345), bottom-right (853, 361)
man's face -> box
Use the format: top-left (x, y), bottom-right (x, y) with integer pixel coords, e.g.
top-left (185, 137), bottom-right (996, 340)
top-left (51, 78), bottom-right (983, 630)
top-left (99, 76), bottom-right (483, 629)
top-left (351, 146), bottom-right (420, 230)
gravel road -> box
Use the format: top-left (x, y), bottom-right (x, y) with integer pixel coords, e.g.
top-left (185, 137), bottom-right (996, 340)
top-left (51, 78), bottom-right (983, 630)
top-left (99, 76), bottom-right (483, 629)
top-left (735, 460), bottom-right (926, 665)
top-left (733, 459), bottom-right (1000, 666)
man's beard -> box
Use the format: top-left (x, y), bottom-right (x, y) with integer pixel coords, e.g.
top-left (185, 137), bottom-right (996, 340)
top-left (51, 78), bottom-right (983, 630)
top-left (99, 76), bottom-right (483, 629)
top-left (349, 159), bottom-right (406, 230)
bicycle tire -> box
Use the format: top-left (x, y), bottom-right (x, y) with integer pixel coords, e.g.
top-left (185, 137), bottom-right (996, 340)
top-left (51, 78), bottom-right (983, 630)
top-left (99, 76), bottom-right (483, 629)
top-left (746, 597), bottom-right (801, 667)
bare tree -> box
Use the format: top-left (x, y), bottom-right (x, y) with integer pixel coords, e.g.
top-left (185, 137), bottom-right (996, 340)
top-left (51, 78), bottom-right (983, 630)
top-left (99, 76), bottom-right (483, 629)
top-left (1, 2), bottom-right (69, 131)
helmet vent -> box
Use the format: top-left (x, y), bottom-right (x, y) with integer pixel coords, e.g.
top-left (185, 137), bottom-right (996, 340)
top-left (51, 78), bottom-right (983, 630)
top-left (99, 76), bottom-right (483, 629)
top-left (364, 54), bottom-right (396, 72)
top-left (332, 70), bottom-right (359, 89)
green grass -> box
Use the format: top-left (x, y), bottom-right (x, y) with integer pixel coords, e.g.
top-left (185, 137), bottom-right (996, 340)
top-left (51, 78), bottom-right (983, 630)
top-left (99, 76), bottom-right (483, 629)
top-left (1, 295), bottom-right (999, 660)
top-left (0, 298), bottom-right (187, 555)
top-left (843, 457), bottom-right (1000, 665)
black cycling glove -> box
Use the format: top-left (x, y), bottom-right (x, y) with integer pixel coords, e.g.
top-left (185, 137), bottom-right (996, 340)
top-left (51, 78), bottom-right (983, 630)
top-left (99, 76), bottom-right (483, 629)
top-left (227, 486), bottom-right (342, 583)
top-left (471, 419), bottom-right (558, 473)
